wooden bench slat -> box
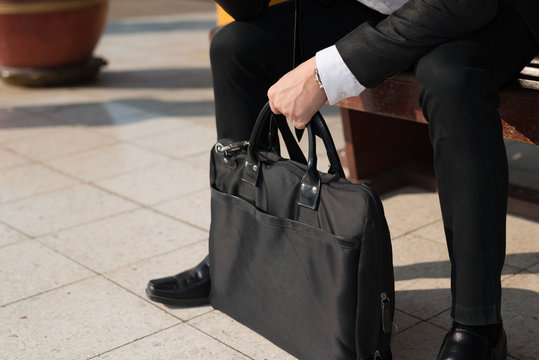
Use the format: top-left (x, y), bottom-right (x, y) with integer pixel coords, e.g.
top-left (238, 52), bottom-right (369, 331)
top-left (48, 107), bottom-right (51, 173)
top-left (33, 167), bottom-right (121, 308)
top-left (338, 56), bottom-right (539, 145)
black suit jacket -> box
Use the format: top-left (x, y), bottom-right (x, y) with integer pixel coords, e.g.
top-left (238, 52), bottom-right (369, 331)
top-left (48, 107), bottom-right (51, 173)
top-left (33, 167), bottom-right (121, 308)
top-left (216, 0), bottom-right (539, 88)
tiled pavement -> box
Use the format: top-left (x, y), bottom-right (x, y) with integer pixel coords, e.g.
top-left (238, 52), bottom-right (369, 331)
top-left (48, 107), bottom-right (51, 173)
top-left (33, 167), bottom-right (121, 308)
top-left (0, 7), bottom-right (538, 360)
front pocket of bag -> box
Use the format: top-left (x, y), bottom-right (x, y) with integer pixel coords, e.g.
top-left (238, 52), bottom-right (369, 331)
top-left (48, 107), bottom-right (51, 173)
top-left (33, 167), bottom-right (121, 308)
top-left (209, 187), bottom-right (361, 360)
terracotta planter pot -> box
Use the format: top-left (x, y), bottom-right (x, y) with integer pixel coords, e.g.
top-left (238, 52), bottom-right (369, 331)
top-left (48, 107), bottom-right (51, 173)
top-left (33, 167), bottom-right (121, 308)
top-left (0, 0), bottom-right (108, 69)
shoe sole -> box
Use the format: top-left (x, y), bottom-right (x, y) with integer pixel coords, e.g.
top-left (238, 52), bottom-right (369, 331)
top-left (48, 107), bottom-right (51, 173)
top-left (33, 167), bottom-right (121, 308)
top-left (145, 288), bottom-right (210, 307)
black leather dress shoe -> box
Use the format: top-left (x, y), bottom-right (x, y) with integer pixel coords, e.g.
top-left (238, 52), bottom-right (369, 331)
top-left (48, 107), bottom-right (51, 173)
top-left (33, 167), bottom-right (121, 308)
top-left (146, 256), bottom-right (210, 306)
top-left (437, 326), bottom-right (507, 360)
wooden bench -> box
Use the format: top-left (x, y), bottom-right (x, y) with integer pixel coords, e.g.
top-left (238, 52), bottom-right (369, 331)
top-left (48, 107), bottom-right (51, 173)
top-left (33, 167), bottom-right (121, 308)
top-left (337, 54), bottom-right (539, 219)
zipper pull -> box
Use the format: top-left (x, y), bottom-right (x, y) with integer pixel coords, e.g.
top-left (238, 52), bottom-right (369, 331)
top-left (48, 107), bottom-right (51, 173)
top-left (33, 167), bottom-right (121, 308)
top-left (215, 141), bottom-right (249, 169)
top-left (381, 292), bottom-right (392, 334)
top-left (373, 350), bottom-right (382, 360)
top-left (215, 141), bottom-right (249, 156)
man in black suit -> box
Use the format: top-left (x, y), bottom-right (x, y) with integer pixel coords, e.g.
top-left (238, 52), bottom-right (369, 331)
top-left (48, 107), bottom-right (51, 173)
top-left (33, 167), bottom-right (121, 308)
top-left (147, 0), bottom-right (538, 358)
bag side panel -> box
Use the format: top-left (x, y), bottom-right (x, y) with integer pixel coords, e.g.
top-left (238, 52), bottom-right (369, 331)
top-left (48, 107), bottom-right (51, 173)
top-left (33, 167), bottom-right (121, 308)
top-left (355, 189), bottom-right (395, 360)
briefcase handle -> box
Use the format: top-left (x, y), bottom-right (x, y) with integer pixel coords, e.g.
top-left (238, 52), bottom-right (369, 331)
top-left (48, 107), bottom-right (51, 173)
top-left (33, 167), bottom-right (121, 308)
top-left (243, 102), bottom-right (346, 209)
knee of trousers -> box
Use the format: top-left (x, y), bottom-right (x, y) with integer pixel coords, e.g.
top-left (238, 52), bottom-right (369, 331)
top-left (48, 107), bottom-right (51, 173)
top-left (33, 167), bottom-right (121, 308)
top-left (415, 56), bottom-right (501, 142)
top-left (210, 22), bottom-right (263, 76)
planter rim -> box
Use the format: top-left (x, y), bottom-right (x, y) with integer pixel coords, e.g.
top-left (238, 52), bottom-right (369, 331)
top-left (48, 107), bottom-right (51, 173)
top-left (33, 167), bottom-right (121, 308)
top-left (0, 0), bottom-right (106, 15)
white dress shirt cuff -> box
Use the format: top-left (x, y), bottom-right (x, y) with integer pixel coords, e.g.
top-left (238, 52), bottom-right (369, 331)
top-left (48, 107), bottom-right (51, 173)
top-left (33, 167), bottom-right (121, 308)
top-left (315, 45), bottom-right (366, 105)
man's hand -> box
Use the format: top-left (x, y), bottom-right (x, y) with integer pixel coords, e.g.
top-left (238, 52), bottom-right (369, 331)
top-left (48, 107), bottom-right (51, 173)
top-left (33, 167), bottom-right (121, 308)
top-left (267, 56), bottom-right (327, 129)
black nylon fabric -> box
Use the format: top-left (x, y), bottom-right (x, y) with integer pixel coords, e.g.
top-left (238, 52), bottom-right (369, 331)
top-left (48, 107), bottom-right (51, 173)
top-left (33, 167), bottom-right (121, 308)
top-left (209, 110), bottom-right (394, 360)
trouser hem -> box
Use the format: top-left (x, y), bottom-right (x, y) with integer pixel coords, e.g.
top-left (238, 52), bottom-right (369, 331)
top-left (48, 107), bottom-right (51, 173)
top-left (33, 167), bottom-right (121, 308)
top-left (453, 303), bottom-right (501, 325)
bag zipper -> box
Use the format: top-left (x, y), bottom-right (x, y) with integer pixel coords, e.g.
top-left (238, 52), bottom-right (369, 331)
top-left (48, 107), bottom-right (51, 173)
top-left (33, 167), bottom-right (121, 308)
top-left (381, 292), bottom-right (392, 335)
top-left (360, 183), bottom-right (392, 359)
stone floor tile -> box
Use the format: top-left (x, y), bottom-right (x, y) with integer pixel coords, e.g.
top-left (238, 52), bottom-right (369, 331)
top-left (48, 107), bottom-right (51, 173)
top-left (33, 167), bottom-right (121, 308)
top-left (100, 38), bottom-right (212, 71)
top-left (181, 150), bottom-right (211, 173)
top-left (39, 208), bottom-right (207, 273)
top-left (409, 219), bottom-right (446, 245)
top-left (0, 184), bottom-right (138, 237)
top-left (527, 261), bottom-right (539, 273)
top-left (409, 214), bottom-right (539, 270)
top-left (501, 264), bottom-right (523, 280)
top-left (95, 159), bottom-right (209, 205)
top-left (0, 147), bottom-right (30, 170)
top-left (47, 143), bottom-right (170, 182)
top-left (95, 323), bottom-right (249, 359)
top-left (119, 95), bottom-right (214, 119)
top-left (391, 321), bottom-right (447, 360)
top-left (2, 126), bottom-right (117, 161)
top-left (509, 168), bottom-right (539, 192)
top-left (154, 188), bottom-right (211, 231)
top-left (389, 227), bottom-right (407, 239)
top-left (0, 114), bottom-right (58, 144)
top-left (103, 98), bottom-right (215, 123)
top-left (392, 234), bottom-right (450, 283)
top-left (0, 107), bottom-right (28, 120)
top-left (0, 276), bottom-right (179, 360)
top-left (0, 86), bottom-right (92, 108)
top-left (505, 215), bottom-right (539, 269)
top-left (0, 163), bottom-right (77, 203)
top-left (90, 114), bottom-right (195, 141)
top-left (427, 309), bottom-right (452, 331)
top-left (40, 100), bottom-right (143, 126)
top-left (130, 122), bottom-right (216, 160)
top-left (0, 222), bottom-right (27, 247)
top-left (0, 240), bottom-right (93, 306)
top-left (395, 282), bottom-right (452, 322)
top-left (506, 141), bottom-right (539, 175)
top-left (105, 241), bottom-right (212, 321)
top-left (189, 311), bottom-right (297, 360)
top-left (381, 187), bottom-right (442, 234)
top-left (392, 234), bottom-right (452, 320)
top-left (393, 310), bottom-right (422, 335)
top-left (106, 5), bottom-right (215, 20)
top-left (500, 272), bottom-right (539, 360)
top-left (111, 88), bottom-right (214, 105)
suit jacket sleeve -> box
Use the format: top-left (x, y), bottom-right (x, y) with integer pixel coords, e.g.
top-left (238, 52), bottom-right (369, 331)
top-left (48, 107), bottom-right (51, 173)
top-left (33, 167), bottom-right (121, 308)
top-left (215, 0), bottom-right (270, 21)
top-left (335, 0), bottom-right (498, 88)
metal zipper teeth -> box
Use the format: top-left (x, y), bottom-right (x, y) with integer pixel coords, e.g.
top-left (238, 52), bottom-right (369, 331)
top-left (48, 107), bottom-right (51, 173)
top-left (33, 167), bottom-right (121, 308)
top-left (359, 183), bottom-right (391, 357)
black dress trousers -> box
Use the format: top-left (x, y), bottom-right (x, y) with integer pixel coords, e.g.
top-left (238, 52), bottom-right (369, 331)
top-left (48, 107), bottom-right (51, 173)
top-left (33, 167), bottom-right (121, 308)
top-left (209, 0), bottom-right (539, 325)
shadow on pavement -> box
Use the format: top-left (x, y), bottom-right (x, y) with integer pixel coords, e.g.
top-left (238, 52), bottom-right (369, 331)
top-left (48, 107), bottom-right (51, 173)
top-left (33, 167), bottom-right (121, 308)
top-left (1, 99), bottom-right (215, 128)
top-left (394, 252), bottom-right (539, 282)
top-left (95, 68), bottom-right (213, 89)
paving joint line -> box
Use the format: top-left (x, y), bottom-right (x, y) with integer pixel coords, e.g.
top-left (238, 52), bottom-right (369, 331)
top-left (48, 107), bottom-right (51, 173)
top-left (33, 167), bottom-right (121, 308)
top-left (86, 322), bottom-right (184, 359)
top-left (9, 232), bottom-right (196, 322)
top-left (97, 274), bottom-right (188, 322)
top-left (0, 218), bottom-right (33, 239)
top-left (0, 275), bottom-right (95, 309)
top-left (0, 156), bottom-right (211, 242)
top-left (390, 217), bottom-right (443, 241)
top-left (96, 237), bottom-right (208, 275)
top-left (6, 237), bottom-right (197, 323)
top-left (26, 205), bottom-right (141, 239)
top-left (184, 321), bottom-right (256, 360)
